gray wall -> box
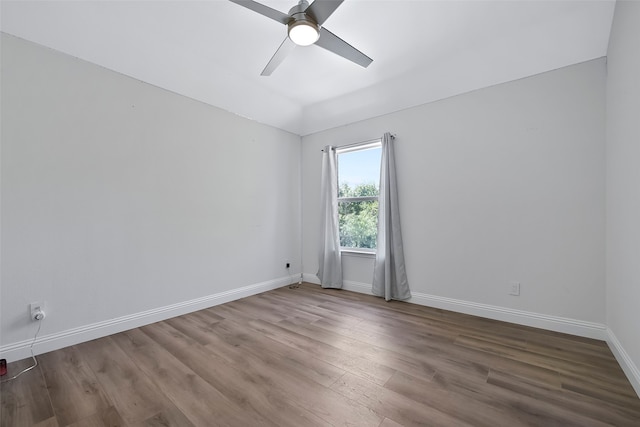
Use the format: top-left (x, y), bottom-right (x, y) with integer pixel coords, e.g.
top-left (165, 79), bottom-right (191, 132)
top-left (606, 0), bottom-right (640, 393)
top-left (1, 34), bottom-right (301, 358)
top-left (302, 58), bottom-right (606, 327)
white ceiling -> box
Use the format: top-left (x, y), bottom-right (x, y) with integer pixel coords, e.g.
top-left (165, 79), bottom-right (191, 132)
top-left (1, 0), bottom-right (615, 135)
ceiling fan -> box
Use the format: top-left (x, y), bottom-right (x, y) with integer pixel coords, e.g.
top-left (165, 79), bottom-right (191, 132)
top-left (229, 0), bottom-right (373, 75)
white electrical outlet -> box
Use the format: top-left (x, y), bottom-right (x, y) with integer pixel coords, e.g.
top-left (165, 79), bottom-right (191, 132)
top-left (30, 301), bottom-right (46, 321)
top-left (509, 282), bottom-right (521, 296)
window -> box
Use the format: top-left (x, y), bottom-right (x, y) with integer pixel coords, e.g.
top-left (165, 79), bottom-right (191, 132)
top-left (337, 140), bottom-right (382, 252)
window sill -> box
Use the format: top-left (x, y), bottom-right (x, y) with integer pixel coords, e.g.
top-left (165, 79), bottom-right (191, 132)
top-left (340, 249), bottom-right (376, 258)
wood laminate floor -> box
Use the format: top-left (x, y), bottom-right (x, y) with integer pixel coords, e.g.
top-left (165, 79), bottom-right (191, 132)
top-left (1, 283), bottom-right (639, 426)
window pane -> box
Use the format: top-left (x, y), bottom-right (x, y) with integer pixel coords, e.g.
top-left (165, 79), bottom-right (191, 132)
top-left (338, 147), bottom-right (381, 198)
top-left (339, 200), bottom-right (378, 249)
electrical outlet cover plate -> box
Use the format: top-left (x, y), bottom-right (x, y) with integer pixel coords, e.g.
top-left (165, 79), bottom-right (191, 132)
top-left (509, 282), bottom-right (521, 296)
top-left (30, 301), bottom-right (45, 320)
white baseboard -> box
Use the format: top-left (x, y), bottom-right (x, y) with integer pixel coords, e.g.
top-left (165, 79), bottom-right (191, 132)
top-left (303, 273), bottom-right (320, 285)
top-left (409, 291), bottom-right (607, 340)
top-left (303, 275), bottom-right (607, 340)
top-left (0, 275), bottom-right (297, 362)
top-left (606, 328), bottom-right (640, 398)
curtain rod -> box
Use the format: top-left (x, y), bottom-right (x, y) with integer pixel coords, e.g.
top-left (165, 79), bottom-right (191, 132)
top-left (321, 134), bottom-right (395, 152)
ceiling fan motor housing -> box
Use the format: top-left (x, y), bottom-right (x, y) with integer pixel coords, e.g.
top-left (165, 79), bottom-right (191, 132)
top-left (288, 0), bottom-right (311, 16)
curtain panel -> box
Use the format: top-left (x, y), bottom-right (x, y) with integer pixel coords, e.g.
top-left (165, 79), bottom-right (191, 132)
top-left (372, 133), bottom-right (411, 301)
top-left (317, 145), bottom-right (343, 288)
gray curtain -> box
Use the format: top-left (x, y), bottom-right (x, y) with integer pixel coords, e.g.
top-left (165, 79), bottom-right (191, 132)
top-left (317, 145), bottom-right (343, 288)
top-left (372, 133), bottom-right (411, 301)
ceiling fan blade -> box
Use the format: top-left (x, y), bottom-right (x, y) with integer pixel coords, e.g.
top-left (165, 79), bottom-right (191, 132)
top-left (315, 27), bottom-right (372, 68)
top-left (305, 0), bottom-right (344, 26)
top-left (261, 37), bottom-right (296, 76)
top-left (229, 0), bottom-right (290, 25)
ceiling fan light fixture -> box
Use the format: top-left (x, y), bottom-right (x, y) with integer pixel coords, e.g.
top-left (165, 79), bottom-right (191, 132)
top-left (288, 18), bottom-right (319, 46)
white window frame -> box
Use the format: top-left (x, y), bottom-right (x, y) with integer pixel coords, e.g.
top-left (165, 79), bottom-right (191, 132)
top-left (336, 139), bottom-right (382, 255)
